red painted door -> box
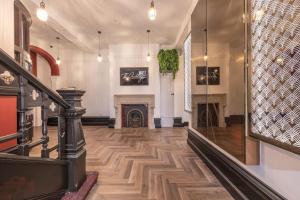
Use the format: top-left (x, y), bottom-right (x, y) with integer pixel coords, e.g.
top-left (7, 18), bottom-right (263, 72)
top-left (0, 96), bottom-right (17, 151)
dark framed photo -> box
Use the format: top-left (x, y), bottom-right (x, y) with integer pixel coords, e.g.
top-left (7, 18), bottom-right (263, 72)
top-left (196, 66), bottom-right (220, 85)
top-left (120, 67), bottom-right (149, 86)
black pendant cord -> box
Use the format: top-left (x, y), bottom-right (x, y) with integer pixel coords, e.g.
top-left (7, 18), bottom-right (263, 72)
top-left (56, 37), bottom-right (60, 59)
top-left (147, 30), bottom-right (150, 55)
top-left (98, 31), bottom-right (101, 55)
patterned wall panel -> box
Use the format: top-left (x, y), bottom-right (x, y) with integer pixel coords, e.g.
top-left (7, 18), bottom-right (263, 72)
top-left (184, 34), bottom-right (192, 112)
top-left (251, 0), bottom-right (300, 152)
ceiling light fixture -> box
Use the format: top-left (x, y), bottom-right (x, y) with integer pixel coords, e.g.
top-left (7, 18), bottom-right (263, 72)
top-left (56, 37), bottom-right (61, 65)
top-left (146, 30), bottom-right (151, 62)
top-left (97, 31), bottom-right (103, 63)
top-left (36, 0), bottom-right (48, 22)
top-left (148, 0), bottom-right (157, 21)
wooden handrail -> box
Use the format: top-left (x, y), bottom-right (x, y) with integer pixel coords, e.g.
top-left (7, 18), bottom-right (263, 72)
top-left (0, 48), bottom-right (69, 109)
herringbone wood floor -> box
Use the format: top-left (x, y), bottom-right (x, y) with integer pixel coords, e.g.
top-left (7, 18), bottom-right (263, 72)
top-left (84, 127), bottom-right (233, 200)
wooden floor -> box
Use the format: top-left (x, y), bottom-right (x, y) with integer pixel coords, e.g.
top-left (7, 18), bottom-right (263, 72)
top-left (83, 127), bottom-right (233, 200)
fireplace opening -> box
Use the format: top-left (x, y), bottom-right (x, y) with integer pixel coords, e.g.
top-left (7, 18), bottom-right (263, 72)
top-left (198, 103), bottom-right (219, 127)
top-left (122, 104), bottom-right (148, 128)
top-left (127, 110), bottom-right (143, 128)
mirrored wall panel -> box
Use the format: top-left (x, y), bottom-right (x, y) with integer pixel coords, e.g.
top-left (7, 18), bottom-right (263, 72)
top-left (191, 0), bottom-right (247, 162)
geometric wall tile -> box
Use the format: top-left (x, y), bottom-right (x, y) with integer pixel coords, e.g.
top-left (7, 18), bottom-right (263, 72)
top-left (251, 0), bottom-right (300, 152)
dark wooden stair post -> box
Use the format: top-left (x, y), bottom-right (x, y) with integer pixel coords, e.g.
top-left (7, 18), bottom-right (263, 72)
top-left (57, 88), bottom-right (87, 192)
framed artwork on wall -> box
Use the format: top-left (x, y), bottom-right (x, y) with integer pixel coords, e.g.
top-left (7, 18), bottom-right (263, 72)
top-left (196, 66), bottom-right (220, 85)
top-left (120, 67), bottom-right (149, 86)
top-left (184, 34), bottom-right (192, 112)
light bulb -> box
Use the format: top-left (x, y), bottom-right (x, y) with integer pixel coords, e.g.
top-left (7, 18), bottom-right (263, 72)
top-left (255, 9), bottom-right (264, 21)
top-left (148, 1), bottom-right (157, 21)
top-left (56, 57), bottom-right (61, 65)
top-left (36, 2), bottom-right (48, 22)
top-left (97, 54), bottom-right (103, 62)
top-left (204, 55), bottom-right (208, 61)
top-left (146, 53), bottom-right (151, 62)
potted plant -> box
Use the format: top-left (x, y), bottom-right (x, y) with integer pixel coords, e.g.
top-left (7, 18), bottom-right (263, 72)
top-left (157, 49), bottom-right (179, 79)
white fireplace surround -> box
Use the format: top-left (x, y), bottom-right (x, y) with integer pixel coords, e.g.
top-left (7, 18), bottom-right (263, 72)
top-left (114, 94), bottom-right (155, 129)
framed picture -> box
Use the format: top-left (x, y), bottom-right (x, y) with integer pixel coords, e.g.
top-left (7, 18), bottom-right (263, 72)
top-left (196, 66), bottom-right (220, 85)
top-left (184, 34), bottom-right (192, 112)
top-left (120, 67), bottom-right (149, 86)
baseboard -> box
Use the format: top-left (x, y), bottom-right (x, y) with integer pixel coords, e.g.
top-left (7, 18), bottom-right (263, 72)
top-left (187, 129), bottom-right (286, 200)
top-left (48, 116), bottom-right (109, 126)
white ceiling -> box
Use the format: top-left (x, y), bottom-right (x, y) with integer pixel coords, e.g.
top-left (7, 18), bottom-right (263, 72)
top-left (21, 0), bottom-right (194, 51)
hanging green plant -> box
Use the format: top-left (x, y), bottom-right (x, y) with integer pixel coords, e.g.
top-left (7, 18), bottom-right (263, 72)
top-left (157, 49), bottom-right (179, 79)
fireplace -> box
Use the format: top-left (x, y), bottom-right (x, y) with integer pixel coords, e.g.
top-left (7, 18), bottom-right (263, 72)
top-left (122, 104), bottom-right (148, 128)
top-left (192, 94), bottom-right (226, 128)
top-left (114, 95), bottom-right (155, 129)
top-left (198, 103), bottom-right (219, 127)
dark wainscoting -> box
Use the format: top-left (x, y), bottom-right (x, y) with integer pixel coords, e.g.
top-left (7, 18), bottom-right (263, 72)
top-left (108, 118), bottom-right (115, 128)
top-left (187, 129), bottom-right (286, 200)
top-left (225, 115), bottom-right (244, 127)
top-left (173, 117), bottom-right (184, 127)
top-left (154, 118), bottom-right (161, 128)
top-left (183, 121), bottom-right (189, 127)
top-left (48, 116), bottom-right (109, 126)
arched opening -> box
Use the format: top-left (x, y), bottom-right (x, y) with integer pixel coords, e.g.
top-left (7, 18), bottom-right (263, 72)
top-left (29, 45), bottom-right (60, 76)
top-left (127, 109), bottom-right (144, 128)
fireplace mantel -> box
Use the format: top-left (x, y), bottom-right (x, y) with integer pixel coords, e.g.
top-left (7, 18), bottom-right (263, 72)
top-left (114, 94), bottom-right (155, 129)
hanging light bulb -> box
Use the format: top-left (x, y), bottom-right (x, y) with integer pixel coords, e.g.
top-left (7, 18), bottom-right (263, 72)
top-left (146, 30), bottom-right (151, 62)
top-left (148, 1), bottom-right (157, 21)
top-left (56, 37), bottom-right (61, 65)
top-left (97, 54), bottom-right (103, 62)
top-left (56, 57), bottom-right (61, 65)
top-left (146, 53), bottom-right (151, 62)
top-left (97, 31), bottom-right (103, 62)
top-left (36, 1), bottom-right (48, 22)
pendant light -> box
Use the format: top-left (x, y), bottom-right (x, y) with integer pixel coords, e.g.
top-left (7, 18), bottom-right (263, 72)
top-left (148, 0), bottom-right (157, 21)
top-left (56, 37), bottom-right (61, 65)
top-left (97, 31), bottom-right (103, 62)
top-left (36, 0), bottom-right (48, 22)
top-left (146, 30), bottom-right (151, 62)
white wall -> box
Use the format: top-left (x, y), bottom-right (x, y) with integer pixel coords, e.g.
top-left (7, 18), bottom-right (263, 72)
top-left (246, 140), bottom-right (300, 200)
top-left (0, 0), bottom-right (14, 57)
top-left (30, 37), bottom-right (110, 117)
top-left (36, 55), bottom-right (52, 88)
top-left (108, 44), bottom-right (161, 119)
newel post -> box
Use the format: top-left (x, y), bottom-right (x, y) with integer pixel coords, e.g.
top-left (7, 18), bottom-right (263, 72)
top-left (57, 88), bottom-right (86, 192)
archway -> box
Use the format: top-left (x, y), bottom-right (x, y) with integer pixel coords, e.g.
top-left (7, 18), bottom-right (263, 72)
top-left (29, 45), bottom-right (60, 76)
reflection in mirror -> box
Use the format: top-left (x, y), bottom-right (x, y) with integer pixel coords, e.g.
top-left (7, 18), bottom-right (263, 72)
top-left (191, 0), bottom-right (246, 162)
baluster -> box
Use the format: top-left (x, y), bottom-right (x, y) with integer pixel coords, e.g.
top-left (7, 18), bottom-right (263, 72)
top-left (18, 76), bottom-right (29, 156)
top-left (57, 106), bottom-right (65, 159)
top-left (41, 92), bottom-right (49, 158)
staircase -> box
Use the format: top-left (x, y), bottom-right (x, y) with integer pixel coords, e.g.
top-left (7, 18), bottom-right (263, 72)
top-left (0, 49), bottom-right (96, 199)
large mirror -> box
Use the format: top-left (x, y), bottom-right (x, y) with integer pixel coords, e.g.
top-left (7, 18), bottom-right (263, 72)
top-left (191, 0), bottom-right (247, 162)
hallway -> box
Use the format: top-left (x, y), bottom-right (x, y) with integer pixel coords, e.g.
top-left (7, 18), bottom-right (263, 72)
top-left (84, 127), bottom-right (233, 200)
